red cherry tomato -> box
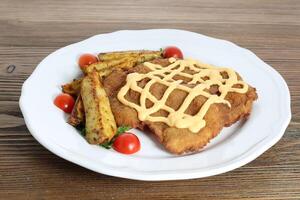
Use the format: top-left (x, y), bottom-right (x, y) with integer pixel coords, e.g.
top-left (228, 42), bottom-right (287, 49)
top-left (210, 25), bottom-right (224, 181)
top-left (78, 53), bottom-right (98, 70)
top-left (163, 46), bottom-right (183, 59)
top-left (113, 132), bottom-right (141, 154)
top-left (54, 93), bottom-right (75, 113)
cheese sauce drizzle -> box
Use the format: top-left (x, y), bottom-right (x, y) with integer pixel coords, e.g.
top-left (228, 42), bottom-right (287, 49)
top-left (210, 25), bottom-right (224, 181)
top-left (117, 58), bottom-right (248, 133)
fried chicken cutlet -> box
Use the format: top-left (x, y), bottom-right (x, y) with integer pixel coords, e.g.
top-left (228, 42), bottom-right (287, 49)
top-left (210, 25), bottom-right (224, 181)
top-left (103, 58), bottom-right (257, 154)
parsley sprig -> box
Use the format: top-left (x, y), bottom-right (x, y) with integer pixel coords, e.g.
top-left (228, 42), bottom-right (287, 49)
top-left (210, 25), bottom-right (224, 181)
top-left (100, 126), bottom-right (131, 149)
top-left (75, 124), bottom-right (86, 136)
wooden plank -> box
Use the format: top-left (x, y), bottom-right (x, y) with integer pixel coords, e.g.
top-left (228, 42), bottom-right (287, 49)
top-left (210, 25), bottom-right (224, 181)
top-left (1, 21), bottom-right (300, 48)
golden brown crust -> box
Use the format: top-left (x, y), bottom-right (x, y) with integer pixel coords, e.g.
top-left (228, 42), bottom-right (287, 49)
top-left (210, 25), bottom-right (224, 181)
top-left (103, 59), bottom-right (258, 154)
top-left (84, 51), bottom-right (162, 74)
top-left (81, 72), bottom-right (117, 144)
top-left (68, 95), bottom-right (85, 126)
top-left (62, 78), bottom-right (82, 96)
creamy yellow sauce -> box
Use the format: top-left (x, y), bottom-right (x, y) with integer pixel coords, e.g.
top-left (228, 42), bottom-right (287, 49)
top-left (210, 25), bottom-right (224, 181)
top-left (117, 58), bottom-right (248, 133)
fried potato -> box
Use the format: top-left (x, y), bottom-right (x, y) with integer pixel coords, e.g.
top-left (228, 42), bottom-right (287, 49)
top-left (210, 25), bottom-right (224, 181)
top-left (136, 52), bottom-right (162, 63)
top-left (62, 70), bottom-right (114, 98)
top-left (62, 70), bottom-right (115, 94)
top-left (98, 50), bottom-right (162, 61)
top-left (62, 78), bottom-right (82, 96)
top-left (68, 95), bottom-right (85, 126)
top-left (99, 68), bottom-right (113, 80)
top-left (81, 71), bottom-right (117, 144)
top-left (84, 51), bottom-right (162, 74)
top-left (113, 57), bottom-right (137, 70)
top-left (83, 57), bottom-right (128, 74)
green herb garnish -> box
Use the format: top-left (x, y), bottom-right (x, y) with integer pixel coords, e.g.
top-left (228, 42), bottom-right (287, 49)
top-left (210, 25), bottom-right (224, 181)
top-left (100, 141), bottom-right (113, 149)
top-left (100, 125), bottom-right (131, 149)
top-left (116, 126), bottom-right (131, 135)
top-left (75, 124), bottom-right (86, 136)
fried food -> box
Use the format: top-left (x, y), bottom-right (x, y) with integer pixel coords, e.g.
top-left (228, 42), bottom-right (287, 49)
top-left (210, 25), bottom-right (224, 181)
top-left (61, 67), bottom-right (118, 96)
top-left (103, 59), bottom-right (258, 154)
top-left (98, 50), bottom-right (161, 61)
top-left (83, 58), bottom-right (128, 74)
top-left (66, 50), bottom-right (163, 132)
top-left (68, 95), bottom-right (85, 126)
top-left (62, 78), bottom-right (82, 96)
top-left (98, 68), bottom-right (113, 80)
top-left (81, 71), bottom-right (117, 144)
top-left (84, 50), bottom-right (162, 74)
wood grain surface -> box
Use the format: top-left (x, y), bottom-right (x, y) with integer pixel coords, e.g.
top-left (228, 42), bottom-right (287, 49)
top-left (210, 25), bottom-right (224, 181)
top-left (0, 0), bottom-right (299, 199)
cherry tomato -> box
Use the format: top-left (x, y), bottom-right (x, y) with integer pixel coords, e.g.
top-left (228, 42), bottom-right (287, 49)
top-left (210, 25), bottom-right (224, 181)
top-left (163, 46), bottom-right (183, 59)
top-left (113, 132), bottom-right (141, 154)
top-left (54, 93), bottom-right (75, 113)
top-left (78, 53), bottom-right (98, 70)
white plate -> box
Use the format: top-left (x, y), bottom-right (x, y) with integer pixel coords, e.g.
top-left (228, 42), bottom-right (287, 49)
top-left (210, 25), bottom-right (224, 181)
top-left (19, 29), bottom-right (291, 181)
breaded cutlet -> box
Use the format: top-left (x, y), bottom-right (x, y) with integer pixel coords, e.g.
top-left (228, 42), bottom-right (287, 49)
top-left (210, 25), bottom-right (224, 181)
top-left (103, 59), bottom-right (257, 154)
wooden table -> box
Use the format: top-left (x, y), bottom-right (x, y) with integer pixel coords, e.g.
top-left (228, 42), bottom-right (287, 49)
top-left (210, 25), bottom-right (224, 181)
top-left (0, 0), bottom-right (299, 199)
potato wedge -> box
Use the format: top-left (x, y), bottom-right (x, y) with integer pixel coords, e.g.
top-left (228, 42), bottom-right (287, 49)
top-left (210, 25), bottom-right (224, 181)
top-left (62, 78), bottom-right (82, 96)
top-left (98, 50), bottom-right (162, 61)
top-left (84, 51), bottom-right (162, 74)
top-left (113, 57), bottom-right (137, 70)
top-left (83, 57), bottom-right (128, 74)
top-left (81, 72), bottom-right (117, 144)
top-left (99, 68), bottom-right (113, 80)
top-left (98, 50), bottom-right (142, 61)
top-left (68, 95), bottom-right (85, 126)
top-left (136, 52), bottom-right (162, 63)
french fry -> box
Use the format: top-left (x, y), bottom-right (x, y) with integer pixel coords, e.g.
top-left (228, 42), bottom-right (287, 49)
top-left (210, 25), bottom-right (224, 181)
top-left (68, 95), bottom-right (85, 126)
top-left (81, 71), bottom-right (117, 144)
top-left (62, 78), bottom-right (82, 96)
